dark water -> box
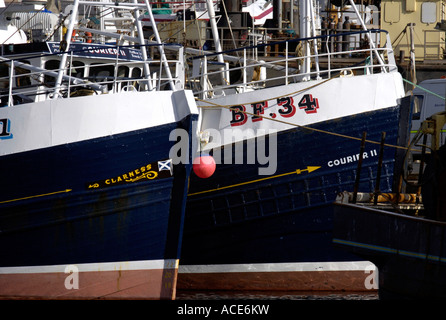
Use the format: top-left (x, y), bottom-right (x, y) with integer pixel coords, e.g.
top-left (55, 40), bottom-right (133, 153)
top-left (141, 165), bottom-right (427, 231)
top-left (177, 290), bottom-right (378, 300)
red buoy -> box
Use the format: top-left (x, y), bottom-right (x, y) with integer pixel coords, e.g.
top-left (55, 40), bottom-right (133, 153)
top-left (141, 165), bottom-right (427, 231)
top-left (193, 154), bottom-right (216, 178)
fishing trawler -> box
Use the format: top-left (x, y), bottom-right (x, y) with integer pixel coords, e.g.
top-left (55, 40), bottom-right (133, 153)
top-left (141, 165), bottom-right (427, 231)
top-left (0, 0), bottom-right (198, 299)
top-left (177, 0), bottom-right (412, 291)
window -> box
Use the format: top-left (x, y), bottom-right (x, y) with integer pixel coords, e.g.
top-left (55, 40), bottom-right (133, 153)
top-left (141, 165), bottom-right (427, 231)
top-left (130, 67), bottom-right (142, 90)
top-left (384, 2), bottom-right (400, 23)
top-left (44, 60), bottom-right (60, 87)
top-left (70, 61), bottom-right (85, 79)
top-left (89, 63), bottom-right (114, 90)
top-left (422, 2), bottom-right (437, 24)
top-left (15, 60), bottom-right (31, 88)
top-left (0, 63), bottom-right (9, 90)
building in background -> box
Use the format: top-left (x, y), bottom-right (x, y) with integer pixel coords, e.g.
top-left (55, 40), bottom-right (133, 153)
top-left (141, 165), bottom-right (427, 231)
top-left (380, 0), bottom-right (445, 61)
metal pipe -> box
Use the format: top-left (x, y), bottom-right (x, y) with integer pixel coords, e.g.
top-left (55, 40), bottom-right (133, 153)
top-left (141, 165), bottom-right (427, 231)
top-left (374, 131), bottom-right (386, 206)
top-left (206, 0), bottom-right (226, 85)
top-left (54, 0), bottom-right (80, 95)
top-left (353, 131), bottom-right (367, 203)
top-left (299, 0), bottom-right (311, 80)
top-left (308, 0), bottom-right (320, 79)
top-left (132, 0), bottom-right (153, 91)
top-left (347, 0), bottom-right (386, 71)
top-left (141, 0), bottom-right (176, 90)
top-left (417, 134), bottom-right (428, 204)
top-left (8, 60), bottom-right (13, 107)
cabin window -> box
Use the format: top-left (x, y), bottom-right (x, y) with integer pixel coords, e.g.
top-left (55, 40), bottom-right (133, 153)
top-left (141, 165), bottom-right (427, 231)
top-left (15, 67), bottom-right (31, 88)
top-left (70, 61), bottom-right (85, 79)
top-left (131, 67), bottom-right (141, 78)
top-left (116, 66), bottom-right (131, 90)
top-left (0, 64), bottom-right (9, 106)
top-left (44, 60), bottom-right (85, 87)
top-left (4, 60), bottom-right (32, 88)
top-left (422, 2), bottom-right (437, 24)
top-left (44, 60), bottom-right (60, 87)
top-left (384, 2), bottom-right (400, 23)
top-left (89, 63), bottom-right (114, 90)
top-left (0, 63), bottom-right (9, 90)
top-left (130, 67), bottom-right (142, 90)
top-left (117, 66), bottom-right (129, 80)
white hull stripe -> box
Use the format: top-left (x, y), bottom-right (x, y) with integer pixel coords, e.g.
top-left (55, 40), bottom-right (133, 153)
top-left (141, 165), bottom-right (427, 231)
top-left (178, 261), bottom-right (376, 274)
top-left (0, 259), bottom-right (179, 274)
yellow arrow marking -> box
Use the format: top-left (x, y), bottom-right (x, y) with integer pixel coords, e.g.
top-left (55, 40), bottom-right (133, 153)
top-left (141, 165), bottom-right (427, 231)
top-left (188, 166), bottom-right (321, 196)
top-left (0, 189), bottom-right (72, 205)
top-left (296, 166), bottom-right (321, 174)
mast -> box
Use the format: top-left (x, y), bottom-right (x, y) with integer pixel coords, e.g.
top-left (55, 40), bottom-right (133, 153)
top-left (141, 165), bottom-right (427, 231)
top-left (408, 23), bottom-right (417, 88)
top-left (133, 0), bottom-right (154, 91)
top-left (206, 0), bottom-right (226, 85)
top-left (54, 0), bottom-right (177, 95)
top-left (347, 0), bottom-right (386, 71)
top-left (206, 0), bottom-right (224, 60)
top-left (141, 0), bottom-right (176, 90)
top-left (309, 0), bottom-right (320, 79)
top-left (54, 0), bottom-right (80, 96)
top-left (299, 0), bottom-right (311, 80)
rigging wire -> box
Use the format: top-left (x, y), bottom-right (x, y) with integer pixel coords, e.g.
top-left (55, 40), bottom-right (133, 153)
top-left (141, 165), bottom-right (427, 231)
top-left (195, 74), bottom-right (431, 153)
top-left (1, 4), bottom-right (47, 45)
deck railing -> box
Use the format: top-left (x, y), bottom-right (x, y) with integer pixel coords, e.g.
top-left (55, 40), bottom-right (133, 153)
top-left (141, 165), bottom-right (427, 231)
top-left (187, 29), bottom-right (398, 100)
top-left (0, 43), bottom-right (185, 107)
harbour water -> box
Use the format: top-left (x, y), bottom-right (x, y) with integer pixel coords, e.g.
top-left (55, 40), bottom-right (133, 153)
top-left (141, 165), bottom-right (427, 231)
top-left (177, 290), bottom-right (379, 300)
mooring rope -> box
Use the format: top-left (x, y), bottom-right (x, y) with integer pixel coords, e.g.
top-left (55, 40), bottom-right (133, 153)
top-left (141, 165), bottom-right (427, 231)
top-left (403, 78), bottom-right (446, 101)
top-left (195, 74), bottom-right (412, 152)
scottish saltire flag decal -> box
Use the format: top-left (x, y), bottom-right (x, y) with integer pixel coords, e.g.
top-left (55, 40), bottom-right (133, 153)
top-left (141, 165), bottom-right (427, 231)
top-left (158, 159), bottom-right (173, 174)
top-left (86, 159), bottom-right (173, 189)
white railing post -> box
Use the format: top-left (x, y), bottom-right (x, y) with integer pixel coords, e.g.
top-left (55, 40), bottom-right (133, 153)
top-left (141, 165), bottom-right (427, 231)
top-left (54, 0), bottom-right (80, 96)
top-left (133, 0), bottom-right (153, 91)
top-left (8, 60), bottom-right (13, 107)
top-left (141, 0), bottom-right (175, 91)
top-left (243, 49), bottom-right (247, 86)
top-left (326, 37), bottom-right (331, 78)
top-left (202, 56), bottom-right (208, 99)
top-left (113, 46), bottom-right (119, 93)
top-left (348, 0), bottom-right (386, 72)
top-left (176, 46), bottom-right (184, 90)
top-left (68, 52), bottom-right (73, 96)
top-left (385, 33), bottom-right (398, 72)
top-left (285, 41), bottom-right (289, 85)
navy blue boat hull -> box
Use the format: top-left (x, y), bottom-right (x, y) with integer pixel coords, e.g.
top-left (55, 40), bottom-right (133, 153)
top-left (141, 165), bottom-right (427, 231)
top-left (179, 102), bottom-right (411, 290)
top-left (0, 114), bottom-right (197, 299)
top-left (333, 203), bottom-right (446, 299)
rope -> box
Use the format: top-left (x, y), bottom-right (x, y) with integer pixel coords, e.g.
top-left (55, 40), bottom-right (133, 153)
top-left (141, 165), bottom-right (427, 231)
top-left (199, 72), bottom-right (342, 108)
top-left (198, 97), bottom-right (409, 150)
top-left (195, 73), bottom-right (413, 152)
top-left (220, 0), bottom-right (239, 57)
top-left (403, 78), bottom-right (446, 101)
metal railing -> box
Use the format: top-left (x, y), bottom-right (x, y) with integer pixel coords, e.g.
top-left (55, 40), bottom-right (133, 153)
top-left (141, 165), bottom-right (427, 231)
top-left (0, 43), bottom-right (185, 107)
top-left (424, 29), bottom-right (445, 60)
top-left (187, 29), bottom-right (398, 99)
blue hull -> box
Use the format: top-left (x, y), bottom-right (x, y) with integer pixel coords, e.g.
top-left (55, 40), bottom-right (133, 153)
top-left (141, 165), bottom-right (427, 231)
top-left (333, 203), bottom-right (446, 299)
top-left (181, 102), bottom-right (411, 268)
top-left (0, 115), bottom-right (195, 269)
